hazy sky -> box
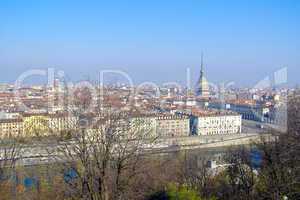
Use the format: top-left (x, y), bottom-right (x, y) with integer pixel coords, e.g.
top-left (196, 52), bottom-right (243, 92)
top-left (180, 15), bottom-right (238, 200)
top-left (0, 0), bottom-right (299, 87)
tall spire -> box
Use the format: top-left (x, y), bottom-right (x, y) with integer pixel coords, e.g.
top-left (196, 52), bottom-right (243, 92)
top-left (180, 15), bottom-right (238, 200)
top-left (200, 52), bottom-right (204, 73)
top-left (197, 52), bottom-right (209, 98)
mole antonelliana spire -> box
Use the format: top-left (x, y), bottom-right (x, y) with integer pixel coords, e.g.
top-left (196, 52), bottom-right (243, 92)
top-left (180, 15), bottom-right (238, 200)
top-left (201, 53), bottom-right (204, 74)
top-left (197, 53), bottom-right (209, 98)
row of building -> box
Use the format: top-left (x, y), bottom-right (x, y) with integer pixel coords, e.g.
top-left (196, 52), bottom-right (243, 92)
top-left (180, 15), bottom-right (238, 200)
top-left (0, 113), bottom-right (77, 138)
top-left (0, 110), bottom-right (242, 139)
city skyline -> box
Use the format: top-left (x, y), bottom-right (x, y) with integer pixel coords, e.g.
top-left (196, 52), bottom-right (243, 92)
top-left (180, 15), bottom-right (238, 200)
top-left (0, 2), bottom-right (298, 198)
top-left (0, 0), bottom-right (299, 86)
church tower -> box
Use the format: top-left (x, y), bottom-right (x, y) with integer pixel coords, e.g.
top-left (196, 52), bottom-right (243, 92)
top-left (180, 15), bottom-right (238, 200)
top-left (196, 53), bottom-right (209, 98)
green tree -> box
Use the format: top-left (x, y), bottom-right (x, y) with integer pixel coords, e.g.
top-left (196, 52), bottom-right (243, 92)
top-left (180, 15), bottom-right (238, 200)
top-left (147, 183), bottom-right (203, 200)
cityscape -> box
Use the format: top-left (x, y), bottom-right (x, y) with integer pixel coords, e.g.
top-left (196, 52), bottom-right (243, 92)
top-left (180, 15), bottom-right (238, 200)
top-left (0, 1), bottom-right (299, 200)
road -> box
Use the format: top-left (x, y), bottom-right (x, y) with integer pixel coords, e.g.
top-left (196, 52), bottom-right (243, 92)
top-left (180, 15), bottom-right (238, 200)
top-left (0, 132), bottom-right (273, 166)
top-left (242, 119), bottom-right (287, 133)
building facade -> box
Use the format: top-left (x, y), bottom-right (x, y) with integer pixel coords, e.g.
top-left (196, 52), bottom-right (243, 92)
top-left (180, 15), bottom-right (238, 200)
top-left (0, 118), bottom-right (23, 138)
top-left (196, 114), bottom-right (242, 135)
top-left (156, 115), bottom-right (190, 138)
top-left (0, 113), bottom-right (77, 138)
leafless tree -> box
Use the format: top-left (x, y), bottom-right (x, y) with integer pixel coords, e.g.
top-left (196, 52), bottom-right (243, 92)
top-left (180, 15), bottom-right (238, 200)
top-left (179, 151), bottom-right (213, 198)
top-left (255, 134), bottom-right (300, 199)
top-left (223, 146), bottom-right (257, 200)
top-left (0, 137), bottom-right (22, 198)
top-left (48, 108), bottom-right (157, 200)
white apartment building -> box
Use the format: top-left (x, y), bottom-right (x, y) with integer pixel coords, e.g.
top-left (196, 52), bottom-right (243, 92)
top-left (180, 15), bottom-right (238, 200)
top-left (196, 113), bottom-right (242, 135)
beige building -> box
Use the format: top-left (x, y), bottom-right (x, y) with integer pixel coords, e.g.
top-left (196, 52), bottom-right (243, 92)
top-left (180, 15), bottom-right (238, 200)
top-left (156, 114), bottom-right (190, 138)
top-left (0, 112), bottom-right (191, 139)
top-left (113, 113), bottom-right (190, 139)
top-left (48, 113), bottom-right (77, 133)
top-left (130, 116), bottom-right (157, 138)
top-left (23, 113), bottom-right (77, 137)
top-left (0, 113), bottom-right (77, 138)
top-left (108, 112), bottom-right (190, 139)
top-left (0, 118), bottom-right (23, 138)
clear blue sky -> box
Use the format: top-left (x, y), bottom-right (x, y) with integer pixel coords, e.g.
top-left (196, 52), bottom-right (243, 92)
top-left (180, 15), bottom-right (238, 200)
top-left (0, 0), bottom-right (299, 86)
